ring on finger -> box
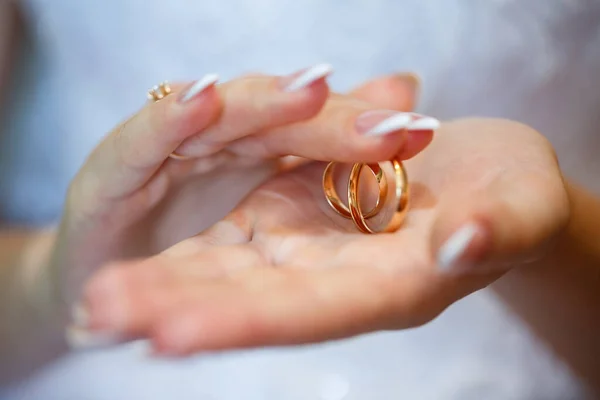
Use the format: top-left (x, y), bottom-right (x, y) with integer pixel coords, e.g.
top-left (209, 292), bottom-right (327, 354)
top-left (147, 81), bottom-right (190, 160)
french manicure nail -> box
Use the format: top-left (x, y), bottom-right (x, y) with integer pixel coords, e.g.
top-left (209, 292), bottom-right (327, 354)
top-left (407, 116), bottom-right (441, 130)
top-left (357, 111), bottom-right (440, 137)
top-left (179, 74), bottom-right (219, 103)
top-left (282, 63), bottom-right (334, 92)
top-left (357, 111), bottom-right (412, 136)
top-left (65, 325), bottom-right (121, 350)
top-left (71, 303), bottom-right (89, 327)
top-left (437, 223), bottom-right (481, 271)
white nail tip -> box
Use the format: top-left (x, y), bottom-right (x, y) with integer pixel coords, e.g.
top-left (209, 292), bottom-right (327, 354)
top-left (284, 63), bottom-right (334, 92)
top-left (65, 326), bottom-right (120, 350)
top-left (437, 223), bottom-right (480, 271)
top-left (180, 73), bottom-right (219, 103)
top-left (71, 303), bottom-right (89, 327)
top-left (407, 116), bottom-right (441, 131)
top-left (364, 113), bottom-right (412, 136)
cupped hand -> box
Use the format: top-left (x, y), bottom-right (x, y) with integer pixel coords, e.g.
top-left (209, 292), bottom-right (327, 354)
top-left (76, 117), bottom-right (569, 354)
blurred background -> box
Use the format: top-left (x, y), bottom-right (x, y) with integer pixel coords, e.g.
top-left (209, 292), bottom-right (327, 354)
top-left (1, 0), bottom-right (599, 399)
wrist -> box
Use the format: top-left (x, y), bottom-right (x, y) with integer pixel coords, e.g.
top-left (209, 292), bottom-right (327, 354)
top-left (18, 230), bottom-right (70, 333)
top-left (559, 179), bottom-right (600, 260)
top-left (492, 178), bottom-right (600, 394)
top-left (0, 230), bottom-right (71, 384)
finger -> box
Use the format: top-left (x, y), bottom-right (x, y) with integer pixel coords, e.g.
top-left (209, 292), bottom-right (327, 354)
top-left (174, 64), bottom-right (334, 157)
top-left (148, 266), bottom-right (450, 355)
top-left (75, 245), bottom-right (264, 342)
top-left (76, 64), bottom-right (334, 202)
top-left (277, 73), bottom-right (422, 171)
top-left (349, 72), bottom-right (420, 111)
top-left (77, 76), bottom-right (222, 200)
top-left (232, 99), bottom-right (440, 163)
top-left (430, 120), bottom-right (570, 274)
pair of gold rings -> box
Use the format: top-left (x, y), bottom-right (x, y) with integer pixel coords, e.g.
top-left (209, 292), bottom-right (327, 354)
top-left (147, 82), bottom-right (188, 160)
top-left (322, 159), bottom-right (409, 234)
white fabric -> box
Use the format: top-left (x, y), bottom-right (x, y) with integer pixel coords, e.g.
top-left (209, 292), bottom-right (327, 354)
top-left (1, 0), bottom-right (599, 398)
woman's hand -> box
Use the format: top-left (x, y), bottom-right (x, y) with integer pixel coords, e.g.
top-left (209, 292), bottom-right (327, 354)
top-left (76, 118), bottom-right (569, 355)
top-left (52, 66), bottom-right (431, 306)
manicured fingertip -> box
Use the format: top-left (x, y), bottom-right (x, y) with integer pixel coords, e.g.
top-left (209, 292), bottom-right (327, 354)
top-left (178, 74), bottom-right (220, 103)
top-left (71, 302), bottom-right (89, 328)
top-left (407, 116), bottom-right (440, 131)
top-left (436, 222), bottom-right (491, 273)
top-left (396, 129), bottom-right (435, 160)
top-left (65, 325), bottom-right (122, 350)
top-left (280, 63), bottom-right (334, 92)
top-left (357, 111), bottom-right (440, 137)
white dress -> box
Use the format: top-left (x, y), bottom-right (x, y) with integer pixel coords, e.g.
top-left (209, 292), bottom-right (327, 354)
top-left (1, 0), bottom-right (599, 398)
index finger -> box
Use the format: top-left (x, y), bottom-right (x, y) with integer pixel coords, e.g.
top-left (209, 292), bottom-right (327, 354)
top-left (230, 99), bottom-right (440, 163)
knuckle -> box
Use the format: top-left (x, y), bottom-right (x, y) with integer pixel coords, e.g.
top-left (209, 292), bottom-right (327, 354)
top-left (223, 76), bottom-right (295, 129)
top-left (228, 135), bottom-right (274, 157)
top-left (230, 79), bottom-right (274, 121)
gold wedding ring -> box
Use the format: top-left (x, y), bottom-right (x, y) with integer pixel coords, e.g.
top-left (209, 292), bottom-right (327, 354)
top-left (322, 158), bottom-right (409, 234)
top-left (323, 162), bottom-right (388, 219)
top-left (147, 81), bottom-right (189, 160)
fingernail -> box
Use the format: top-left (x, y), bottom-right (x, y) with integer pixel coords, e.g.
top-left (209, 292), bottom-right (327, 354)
top-left (71, 303), bottom-right (89, 327)
top-left (65, 325), bottom-right (122, 350)
top-left (281, 63), bottom-right (334, 92)
top-left (407, 115), bottom-right (441, 130)
top-left (437, 223), bottom-right (482, 272)
top-left (179, 74), bottom-right (219, 103)
top-left (357, 111), bottom-right (441, 137)
top-left (66, 302), bottom-right (123, 350)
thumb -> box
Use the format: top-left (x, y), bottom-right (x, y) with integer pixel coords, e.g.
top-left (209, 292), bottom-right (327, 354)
top-left (431, 162), bottom-right (570, 274)
top-left (349, 73), bottom-right (420, 111)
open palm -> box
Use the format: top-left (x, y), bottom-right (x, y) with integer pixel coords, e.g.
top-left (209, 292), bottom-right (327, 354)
top-left (77, 118), bottom-right (568, 357)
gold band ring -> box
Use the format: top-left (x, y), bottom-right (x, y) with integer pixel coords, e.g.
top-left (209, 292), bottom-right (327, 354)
top-left (147, 81), bottom-right (189, 160)
top-left (323, 162), bottom-right (388, 219)
top-left (322, 158), bottom-right (409, 234)
top-left (348, 158), bottom-right (409, 234)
